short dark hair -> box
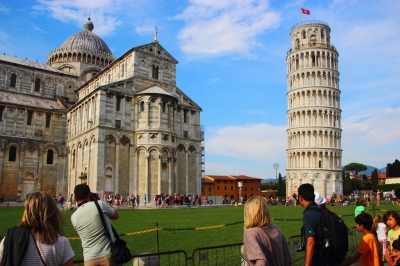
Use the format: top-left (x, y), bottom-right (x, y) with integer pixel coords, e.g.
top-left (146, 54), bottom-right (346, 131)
top-left (394, 188), bottom-right (400, 199)
top-left (74, 184), bottom-right (91, 201)
top-left (298, 183), bottom-right (315, 201)
top-left (355, 212), bottom-right (373, 231)
top-left (383, 211), bottom-right (400, 225)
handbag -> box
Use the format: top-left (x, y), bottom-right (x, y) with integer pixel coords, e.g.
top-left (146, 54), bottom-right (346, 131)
top-left (94, 200), bottom-right (132, 264)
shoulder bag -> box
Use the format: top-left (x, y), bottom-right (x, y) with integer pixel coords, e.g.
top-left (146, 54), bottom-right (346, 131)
top-left (94, 200), bottom-right (132, 264)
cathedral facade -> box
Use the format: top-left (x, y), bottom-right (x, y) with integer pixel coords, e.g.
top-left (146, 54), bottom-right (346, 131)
top-left (285, 21), bottom-right (343, 198)
top-left (0, 19), bottom-right (204, 201)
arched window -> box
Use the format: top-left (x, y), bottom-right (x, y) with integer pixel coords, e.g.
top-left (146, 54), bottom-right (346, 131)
top-left (34, 78), bottom-right (41, 92)
top-left (152, 65), bottom-right (159, 79)
top-left (140, 101), bottom-right (145, 112)
top-left (302, 31), bottom-right (306, 39)
top-left (9, 146), bottom-right (17, 161)
top-left (10, 74), bottom-right (17, 87)
top-left (47, 149), bottom-right (54, 164)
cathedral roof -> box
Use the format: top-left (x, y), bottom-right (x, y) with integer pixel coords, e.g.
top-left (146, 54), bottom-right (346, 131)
top-left (58, 17), bottom-right (113, 55)
top-left (0, 54), bottom-right (76, 76)
top-left (0, 91), bottom-right (66, 111)
top-left (136, 85), bottom-right (176, 98)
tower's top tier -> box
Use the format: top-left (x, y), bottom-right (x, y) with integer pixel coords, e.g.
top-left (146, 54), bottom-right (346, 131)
top-left (288, 20), bottom-right (337, 55)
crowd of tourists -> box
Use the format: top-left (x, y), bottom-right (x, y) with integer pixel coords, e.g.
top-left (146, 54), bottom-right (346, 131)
top-left (3, 185), bottom-right (400, 265)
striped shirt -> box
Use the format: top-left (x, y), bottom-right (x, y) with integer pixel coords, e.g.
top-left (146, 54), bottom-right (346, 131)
top-left (0, 233), bottom-right (74, 265)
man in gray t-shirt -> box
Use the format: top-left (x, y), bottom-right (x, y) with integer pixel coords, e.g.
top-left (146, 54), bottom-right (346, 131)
top-left (71, 184), bottom-right (119, 265)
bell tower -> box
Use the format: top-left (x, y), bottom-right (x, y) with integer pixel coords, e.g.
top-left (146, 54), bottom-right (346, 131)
top-left (285, 21), bottom-right (343, 198)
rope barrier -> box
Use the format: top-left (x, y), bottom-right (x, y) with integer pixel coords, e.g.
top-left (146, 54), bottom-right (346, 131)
top-left (60, 207), bottom-right (400, 241)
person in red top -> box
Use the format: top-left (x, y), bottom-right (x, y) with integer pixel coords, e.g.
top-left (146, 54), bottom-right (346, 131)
top-left (204, 196), bottom-right (207, 205)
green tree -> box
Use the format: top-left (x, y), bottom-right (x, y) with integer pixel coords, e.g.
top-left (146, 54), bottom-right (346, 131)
top-left (344, 162), bottom-right (367, 175)
top-left (343, 172), bottom-right (352, 194)
top-left (372, 169), bottom-right (378, 192)
top-left (282, 179), bottom-right (286, 198)
top-left (362, 174), bottom-right (367, 181)
top-left (277, 173), bottom-right (283, 197)
top-left (351, 178), bottom-right (361, 193)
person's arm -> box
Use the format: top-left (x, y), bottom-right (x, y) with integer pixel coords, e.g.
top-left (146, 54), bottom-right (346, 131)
top-left (340, 252), bottom-right (361, 266)
top-left (61, 258), bottom-right (73, 266)
top-left (110, 209), bottom-right (119, 220)
top-left (389, 250), bottom-right (400, 264)
top-left (304, 236), bottom-right (316, 266)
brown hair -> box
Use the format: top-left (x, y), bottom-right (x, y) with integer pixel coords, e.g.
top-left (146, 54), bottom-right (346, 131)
top-left (356, 197), bottom-right (367, 206)
top-left (244, 195), bottom-right (271, 229)
top-left (20, 191), bottom-right (66, 244)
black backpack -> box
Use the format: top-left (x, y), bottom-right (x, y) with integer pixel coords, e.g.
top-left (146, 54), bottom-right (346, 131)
top-left (313, 206), bottom-right (349, 266)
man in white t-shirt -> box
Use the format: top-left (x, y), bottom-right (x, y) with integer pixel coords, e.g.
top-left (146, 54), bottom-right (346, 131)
top-left (71, 184), bottom-right (119, 266)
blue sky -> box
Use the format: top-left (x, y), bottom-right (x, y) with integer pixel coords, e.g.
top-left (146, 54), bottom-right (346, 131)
top-left (0, 0), bottom-right (399, 179)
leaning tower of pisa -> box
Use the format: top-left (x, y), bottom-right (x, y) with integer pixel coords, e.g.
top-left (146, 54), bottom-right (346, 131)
top-left (285, 21), bottom-right (342, 199)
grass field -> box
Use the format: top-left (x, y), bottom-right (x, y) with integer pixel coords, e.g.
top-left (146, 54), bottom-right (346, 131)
top-left (0, 203), bottom-right (393, 264)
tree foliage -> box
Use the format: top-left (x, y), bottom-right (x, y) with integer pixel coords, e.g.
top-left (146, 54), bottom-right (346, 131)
top-left (372, 169), bottom-right (378, 192)
top-left (387, 159), bottom-right (400, 177)
top-left (343, 172), bottom-right (352, 194)
top-left (351, 178), bottom-right (361, 193)
top-left (277, 173), bottom-right (283, 198)
top-left (344, 162), bottom-right (367, 175)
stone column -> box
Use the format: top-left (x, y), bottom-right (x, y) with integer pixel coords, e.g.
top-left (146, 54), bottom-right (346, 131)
top-left (145, 154), bottom-right (149, 197)
top-left (159, 102), bottom-right (162, 129)
top-left (129, 146), bottom-right (135, 194)
top-left (332, 176), bottom-right (336, 194)
top-left (185, 151), bottom-right (188, 195)
top-left (174, 158), bottom-right (177, 193)
top-left (147, 101), bottom-right (150, 128)
top-left (322, 179), bottom-right (326, 198)
top-left (158, 155), bottom-right (162, 194)
top-left (0, 148), bottom-right (4, 184)
top-left (115, 143), bottom-right (119, 192)
top-left (168, 157), bottom-right (172, 195)
top-left (17, 147), bottom-right (25, 198)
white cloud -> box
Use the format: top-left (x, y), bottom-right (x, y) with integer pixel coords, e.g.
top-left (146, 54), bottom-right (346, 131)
top-left (209, 78), bottom-right (220, 82)
top-left (206, 162), bottom-right (249, 176)
top-left (206, 123), bottom-right (287, 163)
top-left (33, 26), bottom-right (47, 34)
top-left (341, 107), bottom-right (400, 167)
top-left (0, 3), bottom-right (9, 12)
top-left (175, 0), bottom-right (280, 57)
top-left (34, 0), bottom-right (127, 36)
top-left (135, 25), bottom-right (156, 36)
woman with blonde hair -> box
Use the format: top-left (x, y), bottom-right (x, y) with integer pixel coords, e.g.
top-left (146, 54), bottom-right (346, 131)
top-left (0, 191), bottom-right (74, 266)
top-left (243, 195), bottom-right (292, 265)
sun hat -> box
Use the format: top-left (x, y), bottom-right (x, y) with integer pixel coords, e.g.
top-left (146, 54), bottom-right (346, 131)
top-left (314, 192), bottom-right (326, 205)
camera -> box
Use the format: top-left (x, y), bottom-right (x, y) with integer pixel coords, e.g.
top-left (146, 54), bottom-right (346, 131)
top-left (296, 245), bottom-right (305, 252)
top-left (90, 192), bottom-right (100, 201)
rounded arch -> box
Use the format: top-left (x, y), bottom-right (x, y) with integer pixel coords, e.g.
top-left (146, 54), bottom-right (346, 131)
top-left (177, 144), bottom-right (186, 152)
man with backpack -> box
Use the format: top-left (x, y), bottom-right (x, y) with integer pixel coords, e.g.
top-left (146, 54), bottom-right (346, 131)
top-left (299, 184), bottom-right (349, 266)
top-left (298, 184), bottom-right (325, 266)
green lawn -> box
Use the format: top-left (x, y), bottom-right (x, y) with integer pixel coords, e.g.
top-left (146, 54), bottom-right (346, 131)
top-left (0, 203), bottom-right (391, 264)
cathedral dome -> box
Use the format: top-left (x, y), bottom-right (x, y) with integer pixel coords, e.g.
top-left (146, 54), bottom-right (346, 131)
top-left (59, 18), bottom-right (112, 55)
top-left (47, 17), bottom-right (115, 70)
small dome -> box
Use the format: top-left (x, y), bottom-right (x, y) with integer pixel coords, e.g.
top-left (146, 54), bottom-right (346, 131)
top-left (59, 17), bottom-right (112, 55)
